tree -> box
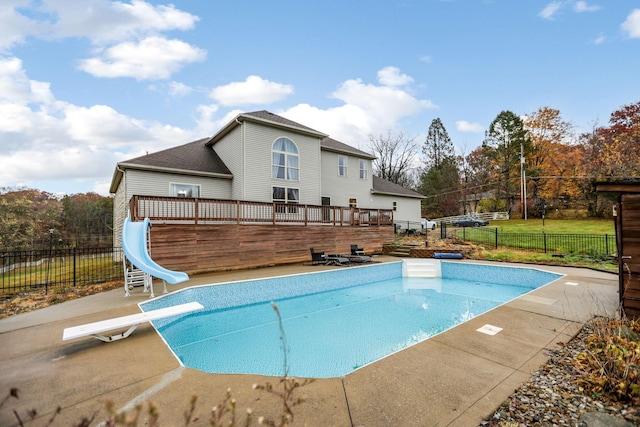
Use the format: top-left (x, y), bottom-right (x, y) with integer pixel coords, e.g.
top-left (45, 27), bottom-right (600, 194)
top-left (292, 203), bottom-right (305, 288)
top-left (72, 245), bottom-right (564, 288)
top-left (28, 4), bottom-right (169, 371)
top-left (420, 119), bottom-right (460, 216)
top-left (0, 189), bottom-right (61, 250)
top-left (482, 111), bottom-right (531, 215)
top-left (369, 131), bottom-right (419, 188)
top-left (422, 118), bottom-right (455, 169)
top-left (523, 107), bottom-right (576, 216)
top-left (575, 101), bottom-right (640, 217)
top-left (0, 188), bottom-right (113, 251)
top-left (459, 146), bottom-right (494, 214)
top-left (594, 100), bottom-right (640, 179)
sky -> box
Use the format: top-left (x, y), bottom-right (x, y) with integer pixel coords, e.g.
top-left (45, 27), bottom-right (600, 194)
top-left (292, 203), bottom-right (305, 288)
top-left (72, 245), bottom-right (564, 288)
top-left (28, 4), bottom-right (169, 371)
top-left (1, 0), bottom-right (639, 196)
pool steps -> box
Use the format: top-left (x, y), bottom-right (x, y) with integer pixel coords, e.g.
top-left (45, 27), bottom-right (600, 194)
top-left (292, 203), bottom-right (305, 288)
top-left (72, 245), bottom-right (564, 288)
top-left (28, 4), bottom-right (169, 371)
top-left (402, 259), bottom-right (442, 278)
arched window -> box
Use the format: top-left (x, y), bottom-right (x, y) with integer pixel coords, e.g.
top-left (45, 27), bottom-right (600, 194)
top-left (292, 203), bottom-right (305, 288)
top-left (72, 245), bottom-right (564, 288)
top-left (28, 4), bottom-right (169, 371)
top-left (272, 137), bottom-right (299, 181)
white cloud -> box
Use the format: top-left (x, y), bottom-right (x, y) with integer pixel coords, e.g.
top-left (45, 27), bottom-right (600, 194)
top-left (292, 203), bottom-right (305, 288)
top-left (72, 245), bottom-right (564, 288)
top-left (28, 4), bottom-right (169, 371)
top-left (168, 81), bottom-right (193, 97)
top-left (573, 1), bottom-right (601, 13)
top-left (0, 57), bottom-right (54, 105)
top-left (539, 2), bottom-right (562, 20)
top-left (1, 0), bottom-right (199, 52)
top-left (77, 36), bottom-right (206, 80)
top-left (456, 121), bottom-right (484, 133)
top-left (209, 76), bottom-right (294, 106)
top-left (593, 34), bottom-right (605, 44)
top-left (0, 57), bottom-right (195, 194)
top-left (377, 66), bottom-right (414, 87)
top-left (0, 0), bottom-right (49, 52)
top-left (281, 68), bottom-right (436, 148)
top-left (419, 55), bottom-right (432, 63)
top-left (621, 9), bottom-right (640, 38)
top-left (43, 0), bottom-right (199, 43)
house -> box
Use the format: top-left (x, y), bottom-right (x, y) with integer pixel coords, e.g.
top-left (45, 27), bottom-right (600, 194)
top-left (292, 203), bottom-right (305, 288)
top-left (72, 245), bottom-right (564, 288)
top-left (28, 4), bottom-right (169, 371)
top-left (109, 110), bottom-right (424, 272)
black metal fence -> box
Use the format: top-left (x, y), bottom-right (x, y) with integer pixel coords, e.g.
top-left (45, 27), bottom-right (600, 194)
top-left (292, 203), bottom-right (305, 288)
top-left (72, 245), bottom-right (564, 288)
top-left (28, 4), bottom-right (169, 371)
top-left (1, 247), bottom-right (123, 295)
top-left (442, 225), bottom-right (616, 257)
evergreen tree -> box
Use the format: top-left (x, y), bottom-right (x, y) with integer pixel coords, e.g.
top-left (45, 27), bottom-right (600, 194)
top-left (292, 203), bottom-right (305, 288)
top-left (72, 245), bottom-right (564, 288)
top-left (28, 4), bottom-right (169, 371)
top-left (420, 119), bottom-right (460, 216)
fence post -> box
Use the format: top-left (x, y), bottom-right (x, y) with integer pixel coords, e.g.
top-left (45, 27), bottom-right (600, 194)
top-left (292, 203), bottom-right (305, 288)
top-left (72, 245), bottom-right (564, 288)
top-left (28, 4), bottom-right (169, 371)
top-left (73, 247), bottom-right (77, 287)
top-left (543, 232), bottom-right (547, 254)
top-left (495, 227), bottom-right (498, 249)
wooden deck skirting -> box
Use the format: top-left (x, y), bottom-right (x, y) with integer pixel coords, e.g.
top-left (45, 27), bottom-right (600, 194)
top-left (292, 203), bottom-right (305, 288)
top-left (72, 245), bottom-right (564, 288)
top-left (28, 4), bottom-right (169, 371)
top-left (147, 223), bottom-right (394, 274)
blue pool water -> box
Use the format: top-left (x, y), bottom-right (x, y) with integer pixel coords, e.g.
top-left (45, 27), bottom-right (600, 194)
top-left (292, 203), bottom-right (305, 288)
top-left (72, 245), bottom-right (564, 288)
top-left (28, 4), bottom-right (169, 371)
top-left (140, 262), bottom-right (562, 378)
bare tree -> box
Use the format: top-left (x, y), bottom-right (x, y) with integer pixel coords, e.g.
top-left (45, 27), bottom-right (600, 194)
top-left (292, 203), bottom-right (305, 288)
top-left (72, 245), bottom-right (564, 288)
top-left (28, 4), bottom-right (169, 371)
top-left (369, 131), bottom-right (419, 188)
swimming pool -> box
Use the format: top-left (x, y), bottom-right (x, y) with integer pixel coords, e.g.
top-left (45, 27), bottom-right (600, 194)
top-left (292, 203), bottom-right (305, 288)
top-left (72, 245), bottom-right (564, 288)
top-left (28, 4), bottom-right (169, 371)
top-left (140, 261), bottom-right (563, 378)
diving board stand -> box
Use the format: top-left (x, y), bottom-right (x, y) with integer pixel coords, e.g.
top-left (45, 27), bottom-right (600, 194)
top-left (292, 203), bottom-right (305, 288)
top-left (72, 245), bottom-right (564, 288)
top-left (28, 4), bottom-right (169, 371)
top-left (62, 302), bottom-right (203, 342)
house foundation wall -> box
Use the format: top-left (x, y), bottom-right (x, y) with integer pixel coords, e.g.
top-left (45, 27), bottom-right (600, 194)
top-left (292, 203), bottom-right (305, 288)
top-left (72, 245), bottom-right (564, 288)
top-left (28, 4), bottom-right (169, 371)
top-left (148, 223), bottom-right (394, 274)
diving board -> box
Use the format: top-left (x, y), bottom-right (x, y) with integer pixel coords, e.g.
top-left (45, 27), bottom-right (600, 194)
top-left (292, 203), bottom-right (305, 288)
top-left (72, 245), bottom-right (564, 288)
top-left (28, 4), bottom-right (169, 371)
top-left (62, 302), bottom-right (203, 342)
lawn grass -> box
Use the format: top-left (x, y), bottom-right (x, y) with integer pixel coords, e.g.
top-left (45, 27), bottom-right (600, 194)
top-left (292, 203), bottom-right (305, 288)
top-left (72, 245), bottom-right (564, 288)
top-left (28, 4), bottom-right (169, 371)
top-left (455, 218), bottom-right (619, 272)
top-left (489, 218), bottom-right (615, 234)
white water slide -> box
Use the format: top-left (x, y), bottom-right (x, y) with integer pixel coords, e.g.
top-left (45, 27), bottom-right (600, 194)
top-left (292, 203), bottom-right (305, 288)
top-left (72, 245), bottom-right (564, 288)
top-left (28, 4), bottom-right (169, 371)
top-left (121, 217), bottom-right (189, 297)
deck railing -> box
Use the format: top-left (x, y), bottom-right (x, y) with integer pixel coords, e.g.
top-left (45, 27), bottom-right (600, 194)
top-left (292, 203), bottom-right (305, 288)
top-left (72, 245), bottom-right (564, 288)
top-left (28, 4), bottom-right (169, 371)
top-left (129, 195), bottom-right (394, 226)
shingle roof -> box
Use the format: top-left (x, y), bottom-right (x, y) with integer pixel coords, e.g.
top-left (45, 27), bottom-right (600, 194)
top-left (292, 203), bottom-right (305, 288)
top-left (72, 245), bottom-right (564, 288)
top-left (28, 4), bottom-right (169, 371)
top-left (119, 138), bottom-right (231, 174)
top-left (320, 137), bottom-right (376, 160)
top-left (207, 110), bottom-right (328, 145)
top-left (372, 175), bottom-right (425, 198)
top-left (109, 138), bottom-right (232, 193)
top-left (244, 110), bottom-right (326, 135)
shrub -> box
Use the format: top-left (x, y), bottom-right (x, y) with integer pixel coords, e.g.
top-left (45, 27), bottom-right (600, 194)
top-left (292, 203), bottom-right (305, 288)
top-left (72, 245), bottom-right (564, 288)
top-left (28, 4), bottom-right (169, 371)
top-left (574, 317), bottom-right (640, 405)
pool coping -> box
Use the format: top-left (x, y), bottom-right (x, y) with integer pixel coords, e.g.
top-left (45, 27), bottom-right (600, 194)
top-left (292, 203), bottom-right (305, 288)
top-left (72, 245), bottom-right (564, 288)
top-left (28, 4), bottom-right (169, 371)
top-left (0, 258), bottom-right (619, 426)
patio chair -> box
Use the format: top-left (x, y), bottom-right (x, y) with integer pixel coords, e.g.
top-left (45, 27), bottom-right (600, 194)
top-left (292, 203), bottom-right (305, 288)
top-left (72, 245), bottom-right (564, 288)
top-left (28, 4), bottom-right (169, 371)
top-left (326, 254), bottom-right (351, 265)
top-left (351, 244), bottom-right (365, 255)
top-left (310, 248), bottom-right (327, 265)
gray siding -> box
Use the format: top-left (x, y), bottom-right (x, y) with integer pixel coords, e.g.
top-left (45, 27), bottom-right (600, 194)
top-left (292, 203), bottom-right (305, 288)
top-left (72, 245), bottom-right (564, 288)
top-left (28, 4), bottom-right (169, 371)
top-left (321, 151), bottom-right (372, 207)
top-left (124, 169), bottom-right (231, 200)
top-left (371, 194), bottom-right (421, 224)
top-left (212, 126), bottom-right (244, 199)
top-left (242, 122), bottom-right (322, 204)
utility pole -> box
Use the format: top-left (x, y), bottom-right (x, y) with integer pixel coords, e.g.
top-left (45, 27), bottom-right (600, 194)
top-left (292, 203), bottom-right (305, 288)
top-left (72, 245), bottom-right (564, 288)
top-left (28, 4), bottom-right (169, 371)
top-left (520, 143), bottom-right (527, 220)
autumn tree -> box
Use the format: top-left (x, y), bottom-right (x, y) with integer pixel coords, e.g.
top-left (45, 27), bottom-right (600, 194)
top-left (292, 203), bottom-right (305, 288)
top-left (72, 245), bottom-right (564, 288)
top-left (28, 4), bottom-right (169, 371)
top-left (459, 146), bottom-right (495, 214)
top-left (523, 107), bottom-right (576, 216)
top-left (594, 100), bottom-right (640, 179)
top-left (369, 130), bottom-right (420, 188)
top-left (0, 188), bottom-right (61, 250)
top-left (482, 111), bottom-right (531, 215)
top-left (576, 100), bottom-right (640, 216)
top-left (420, 118), bottom-right (460, 216)
top-left (0, 188), bottom-right (113, 251)
top-left (60, 193), bottom-right (113, 247)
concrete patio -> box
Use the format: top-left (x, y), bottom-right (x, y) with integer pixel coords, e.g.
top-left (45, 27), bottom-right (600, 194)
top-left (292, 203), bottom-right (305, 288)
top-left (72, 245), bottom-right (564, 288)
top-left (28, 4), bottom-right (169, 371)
top-left (0, 258), bottom-right (619, 426)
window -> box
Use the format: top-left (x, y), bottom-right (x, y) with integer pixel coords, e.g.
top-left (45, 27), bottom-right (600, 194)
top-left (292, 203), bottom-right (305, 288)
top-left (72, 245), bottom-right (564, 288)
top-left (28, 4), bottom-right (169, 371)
top-left (349, 198), bottom-right (357, 208)
top-left (170, 183), bottom-right (200, 198)
top-left (359, 159), bottom-right (367, 179)
top-left (273, 186), bottom-right (300, 213)
top-left (272, 137), bottom-right (299, 181)
top-left (392, 201), bottom-right (397, 211)
top-left (338, 156), bottom-right (348, 176)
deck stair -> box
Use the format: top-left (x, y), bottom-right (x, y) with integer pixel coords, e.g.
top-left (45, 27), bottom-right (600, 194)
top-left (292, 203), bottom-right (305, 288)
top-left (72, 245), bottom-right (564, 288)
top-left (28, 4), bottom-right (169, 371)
top-left (402, 259), bottom-right (442, 278)
top-left (387, 244), bottom-right (417, 257)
